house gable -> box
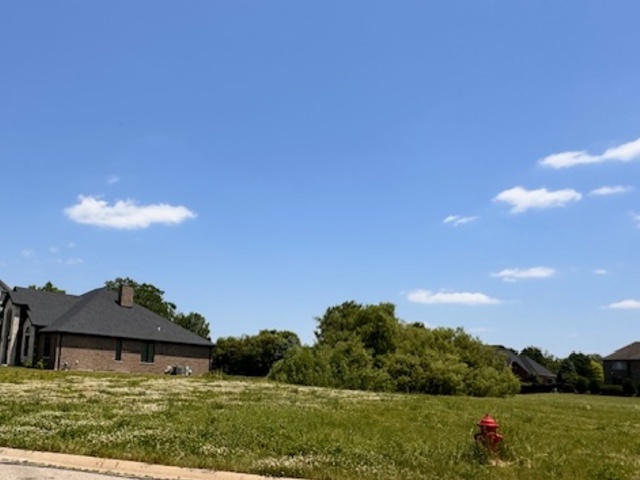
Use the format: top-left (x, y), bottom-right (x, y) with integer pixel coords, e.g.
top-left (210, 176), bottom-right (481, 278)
top-left (496, 347), bottom-right (556, 384)
top-left (603, 342), bottom-right (640, 384)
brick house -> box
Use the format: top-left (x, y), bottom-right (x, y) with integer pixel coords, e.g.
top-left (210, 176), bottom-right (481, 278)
top-left (603, 342), bottom-right (640, 384)
top-left (496, 347), bottom-right (557, 384)
top-left (0, 284), bottom-right (212, 375)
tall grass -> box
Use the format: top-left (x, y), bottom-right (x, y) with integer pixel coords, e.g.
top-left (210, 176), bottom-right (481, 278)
top-left (0, 368), bottom-right (638, 479)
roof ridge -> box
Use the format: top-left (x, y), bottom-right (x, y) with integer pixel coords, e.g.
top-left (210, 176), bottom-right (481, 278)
top-left (45, 288), bottom-right (103, 330)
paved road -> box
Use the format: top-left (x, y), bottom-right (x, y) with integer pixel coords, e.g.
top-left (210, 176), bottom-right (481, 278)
top-left (0, 448), bottom-right (300, 480)
top-left (0, 461), bottom-right (141, 479)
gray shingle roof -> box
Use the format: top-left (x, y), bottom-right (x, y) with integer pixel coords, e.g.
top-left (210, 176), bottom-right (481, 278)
top-left (9, 287), bottom-right (80, 327)
top-left (497, 347), bottom-right (556, 379)
top-left (604, 342), bottom-right (640, 361)
top-left (7, 287), bottom-right (212, 347)
top-left (517, 355), bottom-right (556, 379)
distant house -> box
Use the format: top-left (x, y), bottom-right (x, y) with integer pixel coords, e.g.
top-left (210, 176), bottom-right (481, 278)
top-left (603, 342), bottom-right (640, 384)
top-left (0, 284), bottom-right (212, 375)
top-left (496, 347), bottom-right (557, 384)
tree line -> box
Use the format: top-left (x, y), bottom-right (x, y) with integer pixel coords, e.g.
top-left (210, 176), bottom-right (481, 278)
top-left (31, 280), bottom-right (610, 397)
top-left (212, 302), bottom-right (523, 396)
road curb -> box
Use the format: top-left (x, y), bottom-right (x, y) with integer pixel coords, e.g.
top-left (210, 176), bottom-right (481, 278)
top-left (0, 447), bottom-right (300, 480)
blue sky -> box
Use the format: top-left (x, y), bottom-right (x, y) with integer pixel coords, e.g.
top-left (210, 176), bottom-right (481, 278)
top-left (2, 1), bottom-right (639, 358)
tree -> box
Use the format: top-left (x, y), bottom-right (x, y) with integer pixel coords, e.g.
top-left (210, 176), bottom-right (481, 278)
top-left (520, 346), bottom-right (560, 374)
top-left (269, 346), bottom-right (334, 388)
top-left (249, 330), bottom-right (301, 375)
top-left (568, 352), bottom-right (603, 381)
top-left (272, 300), bottom-right (520, 397)
top-left (105, 277), bottom-right (209, 339)
top-left (212, 330), bottom-right (301, 376)
top-left (28, 281), bottom-right (66, 293)
top-left (105, 278), bottom-right (176, 320)
top-left (211, 336), bottom-right (246, 374)
top-left (557, 358), bottom-right (578, 385)
top-left (315, 301), bottom-right (399, 357)
top-left (173, 312), bottom-right (210, 340)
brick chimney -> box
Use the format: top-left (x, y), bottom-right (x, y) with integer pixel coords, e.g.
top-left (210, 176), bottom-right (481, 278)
top-left (119, 285), bottom-right (134, 308)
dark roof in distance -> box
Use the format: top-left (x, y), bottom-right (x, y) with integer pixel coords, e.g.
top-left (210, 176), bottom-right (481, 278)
top-left (603, 342), bottom-right (640, 361)
top-left (6, 287), bottom-right (212, 347)
top-left (496, 347), bottom-right (556, 379)
top-left (517, 355), bottom-right (556, 378)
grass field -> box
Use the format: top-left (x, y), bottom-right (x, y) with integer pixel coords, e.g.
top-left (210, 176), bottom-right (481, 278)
top-left (0, 368), bottom-right (638, 480)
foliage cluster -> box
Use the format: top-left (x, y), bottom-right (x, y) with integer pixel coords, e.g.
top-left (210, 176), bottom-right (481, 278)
top-left (211, 330), bottom-right (301, 376)
top-left (518, 345), bottom-right (606, 393)
top-left (269, 301), bottom-right (520, 397)
top-left (28, 281), bottom-right (66, 293)
top-left (0, 369), bottom-right (639, 480)
top-left (552, 352), bottom-right (605, 394)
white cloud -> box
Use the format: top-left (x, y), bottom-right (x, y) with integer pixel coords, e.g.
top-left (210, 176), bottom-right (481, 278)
top-left (443, 215), bottom-right (479, 227)
top-left (56, 258), bottom-right (84, 266)
top-left (494, 186), bottom-right (582, 213)
top-left (107, 175), bottom-right (120, 185)
top-left (589, 185), bottom-right (633, 196)
top-left (50, 242), bottom-right (77, 256)
top-left (539, 137), bottom-right (640, 168)
top-left (468, 327), bottom-right (490, 333)
top-left (21, 249), bottom-right (35, 258)
top-left (604, 299), bottom-right (640, 310)
top-left (492, 266), bottom-right (556, 282)
top-left (64, 195), bottom-right (197, 229)
top-left (593, 269), bottom-right (609, 275)
top-left (407, 289), bottom-right (501, 305)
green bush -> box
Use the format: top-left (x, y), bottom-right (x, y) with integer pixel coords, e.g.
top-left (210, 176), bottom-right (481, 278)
top-left (383, 353), bottom-right (426, 393)
top-left (575, 377), bottom-right (589, 394)
top-left (213, 330), bottom-right (301, 376)
top-left (270, 301), bottom-right (520, 397)
top-left (622, 378), bottom-right (636, 396)
top-left (269, 346), bottom-right (334, 388)
top-left (588, 378), bottom-right (602, 394)
top-left (464, 366), bottom-right (520, 397)
top-left (600, 384), bottom-right (624, 396)
top-left (326, 339), bottom-right (391, 391)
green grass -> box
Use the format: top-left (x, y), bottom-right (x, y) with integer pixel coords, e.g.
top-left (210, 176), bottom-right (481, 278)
top-left (0, 368), bottom-right (638, 479)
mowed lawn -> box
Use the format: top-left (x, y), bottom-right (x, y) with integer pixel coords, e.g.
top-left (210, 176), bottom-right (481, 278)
top-left (0, 369), bottom-right (638, 480)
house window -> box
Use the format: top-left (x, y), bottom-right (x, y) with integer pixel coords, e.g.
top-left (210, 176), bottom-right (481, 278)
top-left (23, 326), bottom-right (31, 358)
top-left (115, 339), bottom-right (123, 361)
top-left (612, 361), bottom-right (628, 371)
top-left (141, 342), bottom-right (155, 363)
top-left (43, 335), bottom-right (51, 358)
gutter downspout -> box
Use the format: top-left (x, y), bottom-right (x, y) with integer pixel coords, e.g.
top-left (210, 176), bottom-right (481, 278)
top-left (56, 333), bottom-right (63, 370)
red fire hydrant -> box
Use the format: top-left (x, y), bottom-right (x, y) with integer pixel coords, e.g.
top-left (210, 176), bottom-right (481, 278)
top-left (474, 414), bottom-right (503, 453)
